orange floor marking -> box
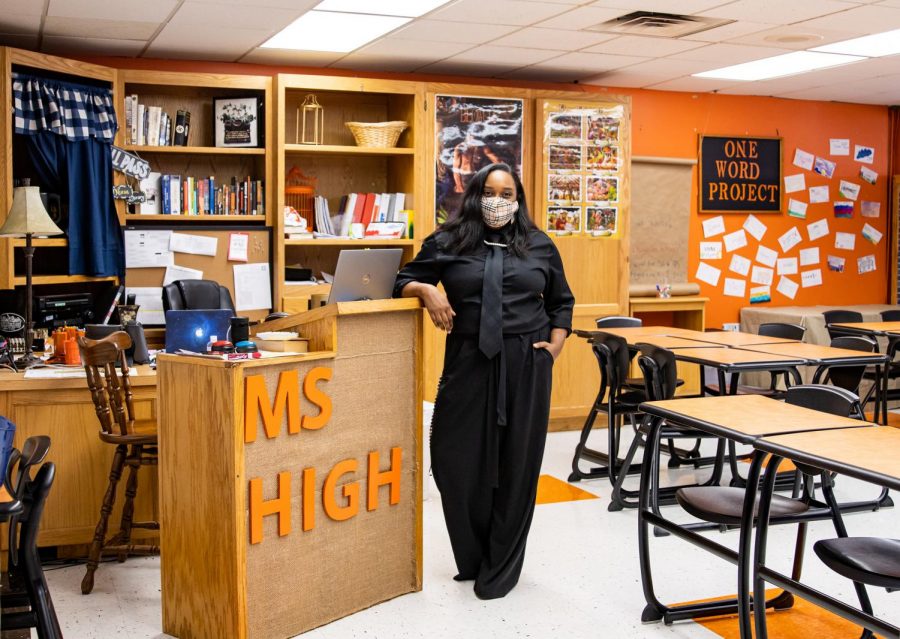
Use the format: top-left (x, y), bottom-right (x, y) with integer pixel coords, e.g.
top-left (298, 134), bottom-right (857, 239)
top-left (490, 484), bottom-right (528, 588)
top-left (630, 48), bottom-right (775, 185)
top-left (679, 590), bottom-right (881, 638)
top-left (535, 475), bottom-right (599, 505)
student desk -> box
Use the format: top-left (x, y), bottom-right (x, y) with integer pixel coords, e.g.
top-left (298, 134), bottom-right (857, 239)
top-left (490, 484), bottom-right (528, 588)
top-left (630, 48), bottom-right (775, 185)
top-left (637, 395), bottom-right (871, 637)
top-left (630, 335), bottom-right (727, 350)
top-left (829, 320), bottom-right (900, 337)
top-left (0, 366), bottom-right (158, 550)
top-left (751, 427), bottom-right (900, 639)
top-left (158, 299), bottom-right (423, 639)
top-left (680, 331), bottom-right (799, 347)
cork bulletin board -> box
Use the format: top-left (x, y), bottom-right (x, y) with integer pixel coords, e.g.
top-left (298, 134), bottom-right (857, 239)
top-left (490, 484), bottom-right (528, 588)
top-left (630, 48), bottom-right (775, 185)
top-left (125, 225), bottom-right (272, 323)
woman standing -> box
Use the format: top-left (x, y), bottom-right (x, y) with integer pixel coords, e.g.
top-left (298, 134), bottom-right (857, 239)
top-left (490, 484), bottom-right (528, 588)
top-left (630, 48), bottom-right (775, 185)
top-left (394, 163), bottom-right (574, 599)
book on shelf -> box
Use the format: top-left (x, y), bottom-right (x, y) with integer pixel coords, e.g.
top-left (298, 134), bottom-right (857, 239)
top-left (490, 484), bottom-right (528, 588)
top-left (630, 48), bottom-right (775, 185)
top-left (174, 110), bottom-right (190, 146)
top-left (157, 174), bottom-right (263, 216)
top-left (126, 94), bottom-right (190, 146)
top-left (138, 172), bottom-right (162, 215)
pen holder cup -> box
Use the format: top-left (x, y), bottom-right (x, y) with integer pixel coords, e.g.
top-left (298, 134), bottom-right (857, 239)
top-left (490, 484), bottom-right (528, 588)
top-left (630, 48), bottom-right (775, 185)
top-left (117, 304), bottom-right (140, 324)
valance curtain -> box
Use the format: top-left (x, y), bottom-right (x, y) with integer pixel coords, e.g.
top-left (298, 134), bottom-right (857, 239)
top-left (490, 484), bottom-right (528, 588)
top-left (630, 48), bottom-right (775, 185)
top-left (12, 73), bottom-right (123, 278)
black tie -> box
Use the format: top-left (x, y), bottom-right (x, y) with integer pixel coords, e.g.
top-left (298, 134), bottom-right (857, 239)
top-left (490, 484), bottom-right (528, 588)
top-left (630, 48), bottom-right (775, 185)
top-left (479, 237), bottom-right (503, 359)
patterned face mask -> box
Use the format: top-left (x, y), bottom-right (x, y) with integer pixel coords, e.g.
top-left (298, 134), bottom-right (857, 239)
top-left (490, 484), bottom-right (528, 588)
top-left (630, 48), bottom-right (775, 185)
top-left (481, 196), bottom-right (519, 229)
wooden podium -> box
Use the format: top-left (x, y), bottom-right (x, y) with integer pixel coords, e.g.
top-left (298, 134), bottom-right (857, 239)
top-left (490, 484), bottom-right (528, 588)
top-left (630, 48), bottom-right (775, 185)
top-left (157, 299), bottom-right (423, 639)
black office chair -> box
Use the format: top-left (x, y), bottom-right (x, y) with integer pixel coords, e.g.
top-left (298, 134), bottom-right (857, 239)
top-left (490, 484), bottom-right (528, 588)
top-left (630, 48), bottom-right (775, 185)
top-left (162, 279), bottom-right (235, 312)
top-left (596, 316), bottom-right (642, 329)
top-left (823, 309), bottom-right (864, 340)
top-left (817, 336), bottom-right (878, 418)
top-left (754, 323), bottom-right (807, 397)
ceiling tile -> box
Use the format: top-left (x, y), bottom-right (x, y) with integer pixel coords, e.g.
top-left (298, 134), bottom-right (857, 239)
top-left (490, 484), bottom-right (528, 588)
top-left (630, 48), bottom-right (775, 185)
top-left (44, 16), bottom-right (160, 40)
top-left (581, 71), bottom-right (667, 87)
top-left (537, 50), bottom-right (649, 71)
top-left (238, 48), bottom-right (345, 66)
top-left (610, 56), bottom-right (718, 76)
top-left (795, 4), bottom-right (900, 33)
top-left (669, 42), bottom-right (792, 63)
top-left (172, 2), bottom-right (301, 31)
top-left (392, 19), bottom-right (520, 43)
top-left (448, 44), bottom-right (566, 65)
top-left (726, 24), bottom-right (861, 50)
top-left (0, 33), bottom-right (40, 48)
top-left (699, 0), bottom-right (855, 24)
top-left (417, 59), bottom-right (530, 76)
top-left (534, 5), bottom-right (627, 30)
top-left (148, 24), bottom-right (270, 58)
top-left (584, 35), bottom-right (707, 56)
top-left (331, 55), bottom-right (436, 73)
top-left (682, 20), bottom-right (773, 42)
top-left (589, 0), bottom-right (737, 12)
top-left (494, 26), bottom-right (617, 50)
top-left (42, 35), bottom-right (146, 57)
top-left (354, 38), bottom-right (471, 59)
top-left (47, 0), bottom-right (179, 22)
top-left (645, 75), bottom-right (742, 92)
top-left (0, 13), bottom-right (42, 34)
top-left (520, 0), bottom-right (590, 4)
top-left (501, 66), bottom-right (590, 81)
top-left (3, 0), bottom-right (44, 14)
top-left (429, 0), bottom-right (572, 26)
top-left (195, 0), bottom-right (319, 7)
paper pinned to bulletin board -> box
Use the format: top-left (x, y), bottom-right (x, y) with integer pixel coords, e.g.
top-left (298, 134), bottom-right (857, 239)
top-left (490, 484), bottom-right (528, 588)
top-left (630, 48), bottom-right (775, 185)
top-left (540, 99), bottom-right (626, 238)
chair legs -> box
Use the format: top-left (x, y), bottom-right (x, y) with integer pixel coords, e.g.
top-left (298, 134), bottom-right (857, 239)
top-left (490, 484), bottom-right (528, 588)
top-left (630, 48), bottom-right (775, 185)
top-left (82, 444), bottom-right (159, 595)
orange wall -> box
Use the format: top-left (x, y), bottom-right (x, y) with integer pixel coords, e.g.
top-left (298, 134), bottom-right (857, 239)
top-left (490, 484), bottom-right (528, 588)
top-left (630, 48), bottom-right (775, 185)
top-left (85, 55), bottom-right (892, 328)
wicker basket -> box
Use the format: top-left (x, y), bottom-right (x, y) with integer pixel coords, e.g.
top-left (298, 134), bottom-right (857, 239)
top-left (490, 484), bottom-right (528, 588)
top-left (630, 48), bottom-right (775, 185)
top-left (345, 120), bottom-right (408, 148)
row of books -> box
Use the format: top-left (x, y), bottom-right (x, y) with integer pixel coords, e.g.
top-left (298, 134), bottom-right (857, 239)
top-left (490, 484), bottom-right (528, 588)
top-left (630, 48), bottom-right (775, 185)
top-left (124, 95), bottom-right (191, 147)
top-left (305, 195), bottom-right (411, 239)
top-left (137, 172), bottom-right (264, 216)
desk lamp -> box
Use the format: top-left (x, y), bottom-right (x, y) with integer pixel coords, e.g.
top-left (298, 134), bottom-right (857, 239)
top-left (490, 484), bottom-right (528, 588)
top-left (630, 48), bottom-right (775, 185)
top-left (0, 186), bottom-right (63, 368)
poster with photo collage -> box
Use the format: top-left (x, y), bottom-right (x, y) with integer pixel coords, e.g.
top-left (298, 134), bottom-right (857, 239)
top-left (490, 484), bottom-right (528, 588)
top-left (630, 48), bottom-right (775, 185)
top-left (542, 102), bottom-right (623, 237)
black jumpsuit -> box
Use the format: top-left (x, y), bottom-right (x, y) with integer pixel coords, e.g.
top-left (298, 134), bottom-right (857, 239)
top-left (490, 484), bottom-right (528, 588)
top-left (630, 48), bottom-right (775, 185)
top-left (394, 227), bottom-right (575, 599)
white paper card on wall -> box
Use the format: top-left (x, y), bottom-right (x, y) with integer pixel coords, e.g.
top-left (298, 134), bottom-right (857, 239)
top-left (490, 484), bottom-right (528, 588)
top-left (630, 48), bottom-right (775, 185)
top-left (169, 233), bottom-right (218, 257)
top-left (777, 257), bottom-right (798, 275)
top-left (777, 276), bottom-right (799, 300)
top-left (860, 166), bottom-right (878, 185)
top-left (799, 247), bottom-right (820, 266)
top-left (809, 186), bottom-right (829, 203)
top-left (787, 199), bottom-right (807, 219)
top-left (729, 254), bottom-right (751, 276)
top-left (858, 255), bottom-right (876, 274)
top-left (228, 232), bottom-right (249, 262)
top-left (724, 278), bottom-right (746, 298)
top-left (778, 227), bottom-right (803, 253)
top-left (723, 229), bottom-right (748, 252)
top-left (835, 232), bottom-right (856, 250)
top-left (854, 145), bottom-right (874, 164)
top-left (861, 201), bottom-right (880, 218)
top-left (807, 219), bottom-right (829, 241)
top-left (861, 223), bottom-right (883, 245)
top-left (124, 230), bottom-right (173, 268)
top-left (793, 149), bottom-right (814, 170)
top-left (839, 180), bottom-right (861, 201)
top-left (126, 287), bottom-right (165, 325)
top-left (755, 245), bottom-right (778, 268)
top-left (784, 174), bottom-right (806, 193)
top-left (233, 262), bottom-right (272, 311)
top-left (801, 268), bottom-right (823, 288)
top-left (163, 264), bottom-right (203, 286)
top-left (830, 139), bottom-right (850, 156)
top-left (700, 242), bottom-right (723, 260)
top-left (751, 265), bottom-right (774, 286)
top-left (695, 262), bottom-right (721, 287)
top-left (743, 214), bottom-right (767, 241)
top-left (827, 255), bottom-right (846, 272)
top-left (702, 215), bottom-right (726, 238)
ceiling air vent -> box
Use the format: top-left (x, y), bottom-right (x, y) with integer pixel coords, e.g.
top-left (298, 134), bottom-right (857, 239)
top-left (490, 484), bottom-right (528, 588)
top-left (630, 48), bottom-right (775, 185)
top-left (584, 11), bottom-right (733, 38)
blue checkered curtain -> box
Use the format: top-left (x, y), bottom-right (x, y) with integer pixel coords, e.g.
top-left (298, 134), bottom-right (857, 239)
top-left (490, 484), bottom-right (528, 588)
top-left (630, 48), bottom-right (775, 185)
top-left (12, 73), bottom-right (117, 142)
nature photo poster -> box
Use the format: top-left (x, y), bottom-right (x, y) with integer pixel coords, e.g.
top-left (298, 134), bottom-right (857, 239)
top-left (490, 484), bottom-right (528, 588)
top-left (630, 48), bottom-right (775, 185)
top-left (541, 101), bottom-right (625, 237)
top-left (434, 95), bottom-right (524, 225)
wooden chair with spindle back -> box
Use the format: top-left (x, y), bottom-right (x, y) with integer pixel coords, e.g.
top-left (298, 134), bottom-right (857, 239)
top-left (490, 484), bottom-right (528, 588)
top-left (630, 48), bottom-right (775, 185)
top-left (78, 332), bottom-right (159, 595)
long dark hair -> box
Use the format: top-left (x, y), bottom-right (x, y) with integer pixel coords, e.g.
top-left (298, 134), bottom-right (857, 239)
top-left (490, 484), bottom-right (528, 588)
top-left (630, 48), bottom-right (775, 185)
top-left (441, 163), bottom-right (534, 256)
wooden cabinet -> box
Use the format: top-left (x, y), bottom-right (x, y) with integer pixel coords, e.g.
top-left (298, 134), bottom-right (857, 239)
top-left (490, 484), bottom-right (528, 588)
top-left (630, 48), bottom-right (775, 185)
top-left (273, 74), bottom-right (424, 311)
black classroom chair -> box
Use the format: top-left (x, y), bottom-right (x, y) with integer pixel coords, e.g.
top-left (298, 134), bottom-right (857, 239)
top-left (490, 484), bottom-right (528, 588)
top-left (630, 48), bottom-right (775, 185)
top-left (823, 309), bottom-right (863, 340)
top-left (817, 336), bottom-right (878, 419)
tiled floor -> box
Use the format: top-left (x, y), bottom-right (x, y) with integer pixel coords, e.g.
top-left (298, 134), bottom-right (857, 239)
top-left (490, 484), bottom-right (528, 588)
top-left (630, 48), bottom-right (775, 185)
top-left (27, 407), bottom-right (900, 638)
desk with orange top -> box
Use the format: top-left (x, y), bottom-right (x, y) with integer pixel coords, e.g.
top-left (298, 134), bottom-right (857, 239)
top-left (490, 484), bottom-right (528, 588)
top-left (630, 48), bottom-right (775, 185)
top-left (157, 299), bottom-right (424, 639)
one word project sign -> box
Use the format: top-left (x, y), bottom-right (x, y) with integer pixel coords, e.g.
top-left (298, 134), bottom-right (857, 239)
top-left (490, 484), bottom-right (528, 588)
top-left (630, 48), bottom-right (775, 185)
top-left (699, 135), bottom-right (782, 213)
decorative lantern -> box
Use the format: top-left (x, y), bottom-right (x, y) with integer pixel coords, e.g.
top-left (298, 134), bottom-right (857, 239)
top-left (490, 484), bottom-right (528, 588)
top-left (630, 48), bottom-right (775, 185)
top-left (296, 94), bottom-right (324, 145)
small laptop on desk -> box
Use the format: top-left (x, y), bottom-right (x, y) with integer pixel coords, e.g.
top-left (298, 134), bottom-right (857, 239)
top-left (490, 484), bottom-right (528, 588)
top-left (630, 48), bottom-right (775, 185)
top-left (164, 309), bottom-right (233, 353)
top-left (327, 249), bottom-right (403, 304)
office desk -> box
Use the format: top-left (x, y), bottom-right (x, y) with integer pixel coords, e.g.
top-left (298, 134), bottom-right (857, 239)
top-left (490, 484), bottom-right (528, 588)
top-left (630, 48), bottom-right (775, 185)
top-left (752, 427), bottom-right (900, 639)
top-left (0, 366), bottom-right (158, 549)
top-left (638, 395), bottom-right (870, 636)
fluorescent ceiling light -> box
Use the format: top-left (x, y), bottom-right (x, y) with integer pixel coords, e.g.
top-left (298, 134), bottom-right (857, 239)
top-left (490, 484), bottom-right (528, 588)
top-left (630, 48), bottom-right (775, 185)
top-left (260, 11), bottom-right (410, 53)
top-left (693, 50), bottom-right (864, 81)
top-left (811, 28), bottom-right (900, 57)
top-left (315, 0), bottom-right (452, 18)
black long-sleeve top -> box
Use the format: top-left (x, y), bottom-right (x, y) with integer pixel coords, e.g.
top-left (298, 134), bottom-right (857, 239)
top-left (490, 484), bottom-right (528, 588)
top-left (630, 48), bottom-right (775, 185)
top-left (393, 228), bottom-right (575, 336)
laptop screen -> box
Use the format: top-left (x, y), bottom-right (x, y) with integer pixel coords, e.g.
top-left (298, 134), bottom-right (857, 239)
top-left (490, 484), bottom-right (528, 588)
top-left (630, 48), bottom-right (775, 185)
top-left (327, 248), bottom-right (403, 304)
top-left (164, 310), bottom-right (233, 353)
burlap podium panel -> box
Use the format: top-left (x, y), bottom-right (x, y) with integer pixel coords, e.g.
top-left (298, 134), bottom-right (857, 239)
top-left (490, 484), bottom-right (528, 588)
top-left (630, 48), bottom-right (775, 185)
top-left (245, 313), bottom-right (419, 639)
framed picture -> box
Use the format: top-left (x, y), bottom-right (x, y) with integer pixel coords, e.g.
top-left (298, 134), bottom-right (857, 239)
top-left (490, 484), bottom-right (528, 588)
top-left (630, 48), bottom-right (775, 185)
top-left (213, 96), bottom-right (261, 148)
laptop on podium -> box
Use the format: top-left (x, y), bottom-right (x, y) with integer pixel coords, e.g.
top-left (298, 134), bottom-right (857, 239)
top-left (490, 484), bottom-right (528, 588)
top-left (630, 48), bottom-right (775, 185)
top-left (327, 249), bottom-right (403, 304)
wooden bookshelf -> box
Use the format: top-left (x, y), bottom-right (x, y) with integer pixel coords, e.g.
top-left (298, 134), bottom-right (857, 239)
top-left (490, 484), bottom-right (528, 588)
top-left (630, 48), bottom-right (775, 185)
top-left (124, 145), bottom-right (265, 156)
top-left (284, 144), bottom-right (415, 157)
top-left (284, 238), bottom-right (415, 247)
top-left (125, 214), bottom-right (266, 222)
top-left (11, 238), bottom-right (68, 247)
top-left (14, 275), bottom-right (118, 286)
